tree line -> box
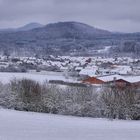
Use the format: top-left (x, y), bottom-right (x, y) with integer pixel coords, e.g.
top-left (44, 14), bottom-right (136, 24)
top-left (0, 78), bottom-right (139, 120)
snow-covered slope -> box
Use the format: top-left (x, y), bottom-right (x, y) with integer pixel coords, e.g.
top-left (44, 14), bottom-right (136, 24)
top-left (0, 109), bottom-right (140, 140)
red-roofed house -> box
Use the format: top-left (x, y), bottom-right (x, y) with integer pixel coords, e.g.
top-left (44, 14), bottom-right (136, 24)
top-left (82, 77), bottom-right (104, 85)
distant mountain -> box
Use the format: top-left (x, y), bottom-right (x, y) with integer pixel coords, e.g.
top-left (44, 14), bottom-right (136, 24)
top-left (43, 21), bottom-right (111, 37)
top-left (0, 22), bottom-right (44, 32)
top-left (0, 21), bottom-right (139, 56)
top-left (28, 21), bottom-right (111, 40)
top-left (17, 22), bottom-right (44, 31)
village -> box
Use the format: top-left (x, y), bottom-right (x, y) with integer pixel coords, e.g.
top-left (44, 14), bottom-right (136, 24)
top-left (0, 55), bottom-right (139, 87)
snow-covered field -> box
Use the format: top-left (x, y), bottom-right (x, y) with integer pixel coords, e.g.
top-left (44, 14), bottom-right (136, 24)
top-left (0, 72), bottom-right (75, 84)
top-left (0, 109), bottom-right (140, 140)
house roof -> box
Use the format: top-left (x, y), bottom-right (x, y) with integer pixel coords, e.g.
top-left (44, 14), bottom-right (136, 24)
top-left (79, 67), bottom-right (98, 77)
top-left (97, 74), bottom-right (140, 84)
top-left (123, 76), bottom-right (140, 83)
top-left (107, 79), bottom-right (131, 84)
top-left (83, 77), bottom-right (104, 84)
top-left (97, 74), bottom-right (122, 82)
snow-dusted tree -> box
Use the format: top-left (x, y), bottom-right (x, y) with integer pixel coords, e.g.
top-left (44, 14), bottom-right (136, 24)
top-left (10, 79), bottom-right (43, 112)
top-left (41, 84), bottom-right (62, 114)
top-left (101, 86), bottom-right (140, 120)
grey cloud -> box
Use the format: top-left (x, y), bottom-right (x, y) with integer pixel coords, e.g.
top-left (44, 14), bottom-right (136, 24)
top-left (0, 0), bottom-right (139, 32)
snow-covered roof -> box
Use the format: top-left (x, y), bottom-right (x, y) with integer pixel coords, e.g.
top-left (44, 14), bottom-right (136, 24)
top-left (123, 76), bottom-right (140, 83)
top-left (98, 74), bottom-right (123, 82)
top-left (79, 68), bottom-right (97, 77)
top-left (97, 74), bottom-right (140, 83)
top-left (110, 66), bottom-right (132, 75)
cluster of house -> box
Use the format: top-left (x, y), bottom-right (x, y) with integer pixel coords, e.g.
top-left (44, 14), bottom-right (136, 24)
top-left (0, 55), bottom-right (139, 88)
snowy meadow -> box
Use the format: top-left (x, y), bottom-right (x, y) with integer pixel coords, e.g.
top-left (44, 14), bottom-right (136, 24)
top-left (0, 109), bottom-right (140, 140)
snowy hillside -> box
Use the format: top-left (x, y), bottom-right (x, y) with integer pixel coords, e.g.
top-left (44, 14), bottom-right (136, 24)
top-left (0, 109), bottom-right (140, 140)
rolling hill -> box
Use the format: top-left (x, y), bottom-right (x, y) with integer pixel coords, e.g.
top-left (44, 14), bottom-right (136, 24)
top-left (0, 22), bottom-right (44, 32)
top-left (0, 21), bottom-right (139, 56)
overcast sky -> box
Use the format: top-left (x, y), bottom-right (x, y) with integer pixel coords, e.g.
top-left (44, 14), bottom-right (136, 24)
top-left (0, 0), bottom-right (139, 32)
